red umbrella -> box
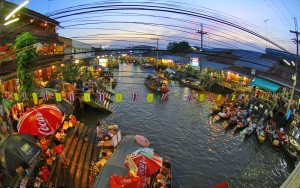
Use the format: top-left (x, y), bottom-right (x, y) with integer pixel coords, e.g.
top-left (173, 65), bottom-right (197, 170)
top-left (17, 104), bottom-right (63, 138)
top-left (109, 174), bottom-right (147, 188)
top-left (125, 150), bottom-right (162, 177)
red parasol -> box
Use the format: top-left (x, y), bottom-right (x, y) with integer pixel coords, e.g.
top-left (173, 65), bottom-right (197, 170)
top-left (109, 174), bottom-right (147, 188)
top-left (125, 150), bottom-right (162, 177)
top-left (17, 104), bottom-right (63, 138)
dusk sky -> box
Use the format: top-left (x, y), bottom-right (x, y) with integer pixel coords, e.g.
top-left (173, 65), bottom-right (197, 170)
top-left (8, 0), bottom-right (300, 53)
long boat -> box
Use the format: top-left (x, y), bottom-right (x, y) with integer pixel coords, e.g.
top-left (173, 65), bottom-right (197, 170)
top-left (179, 77), bottom-right (205, 91)
top-left (144, 75), bottom-right (170, 93)
top-left (277, 130), bottom-right (300, 162)
top-left (149, 159), bottom-right (172, 188)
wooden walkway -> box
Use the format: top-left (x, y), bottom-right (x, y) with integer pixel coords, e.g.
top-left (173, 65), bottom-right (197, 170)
top-left (47, 121), bottom-right (98, 188)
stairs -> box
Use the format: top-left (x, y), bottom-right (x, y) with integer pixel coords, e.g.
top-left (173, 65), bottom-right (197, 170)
top-left (47, 121), bottom-right (98, 188)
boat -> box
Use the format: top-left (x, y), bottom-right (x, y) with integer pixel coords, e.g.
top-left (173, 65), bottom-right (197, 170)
top-left (150, 159), bottom-right (172, 188)
top-left (211, 181), bottom-right (230, 188)
top-left (144, 75), bottom-right (170, 93)
top-left (244, 122), bottom-right (257, 137)
top-left (276, 130), bottom-right (300, 162)
top-left (110, 78), bottom-right (117, 88)
top-left (179, 77), bottom-right (205, 91)
top-left (266, 130), bottom-right (280, 150)
top-left (256, 125), bottom-right (266, 143)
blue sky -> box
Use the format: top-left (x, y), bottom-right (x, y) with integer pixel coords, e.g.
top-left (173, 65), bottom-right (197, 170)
top-left (8, 0), bottom-right (300, 53)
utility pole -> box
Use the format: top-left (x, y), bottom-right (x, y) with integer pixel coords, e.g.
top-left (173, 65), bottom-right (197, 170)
top-left (151, 37), bottom-right (159, 69)
top-left (286, 17), bottom-right (299, 116)
top-left (196, 24), bottom-right (207, 85)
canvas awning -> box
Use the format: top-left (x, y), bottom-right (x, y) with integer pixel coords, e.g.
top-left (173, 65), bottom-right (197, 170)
top-left (250, 77), bottom-right (280, 92)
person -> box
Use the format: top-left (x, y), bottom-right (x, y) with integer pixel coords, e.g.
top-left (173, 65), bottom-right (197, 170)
top-left (55, 129), bottom-right (66, 143)
top-left (96, 122), bottom-right (103, 140)
top-left (53, 140), bottom-right (68, 168)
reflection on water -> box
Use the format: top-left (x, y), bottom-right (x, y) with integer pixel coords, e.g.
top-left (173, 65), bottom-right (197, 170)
top-left (82, 64), bottom-right (293, 188)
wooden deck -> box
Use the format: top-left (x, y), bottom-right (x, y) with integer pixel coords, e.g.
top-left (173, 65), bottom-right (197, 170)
top-left (47, 122), bottom-right (99, 188)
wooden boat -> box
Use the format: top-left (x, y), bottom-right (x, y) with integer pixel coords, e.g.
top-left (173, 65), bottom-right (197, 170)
top-left (180, 77), bottom-right (205, 91)
top-left (144, 75), bottom-right (170, 93)
top-left (256, 125), bottom-right (266, 143)
top-left (244, 122), bottom-right (257, 137)
top-left (266, 130), bottom-right (280, 150)
top-left (211, 182), bottom-right (230, 188)
top-left (277, 130), bottom-right (300, 162)
top-left (110, 78), bottom-right (117, 88)
top-left (150, 159), bottom-right (172, 188)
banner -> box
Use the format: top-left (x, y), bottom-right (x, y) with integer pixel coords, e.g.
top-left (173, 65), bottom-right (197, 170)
top-left (55, 93), bottom-right (62, 102)
top-left (217, 94), bottom-right (221, 101)
top-left (132, 93), bottom-right (138, 101)
top-left (23, 93), bottom-right (27, 101)
top-left (245, 94), bottom-right (248, 100)
top-left (147, 93), bottom-right (153, 103)
top-left (32, 93), bottom-right (38, 102)
top-left (13, 93), bottom-right (19, 101)
top-left (98, 93), bottom-right (106, 102)
top-left (84, 93), bottom-right (91, 102)
top-left (208, 94), bottom-right (213, 101)
top-left (115, 93), bottom-right (122, 102)
top-left (199, 94), bottom-right (204, 101)
top-left (44, 93), bottom-right (49, 101)
top-left (161, 93), bottom-right (168, 101)
top-left (69, 92), bottom-right (75, 101)
top-left (231, 94), bottom-right (235, 101)
top-left (187, 93), bottom-right (193, 101)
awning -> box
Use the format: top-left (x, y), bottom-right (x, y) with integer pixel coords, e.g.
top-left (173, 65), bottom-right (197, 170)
top-left (250, 77), bottom-right (280, 92)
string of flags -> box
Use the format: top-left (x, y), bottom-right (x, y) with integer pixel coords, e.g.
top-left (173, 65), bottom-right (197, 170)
top-left (2, 91), bottom-right (299, 105)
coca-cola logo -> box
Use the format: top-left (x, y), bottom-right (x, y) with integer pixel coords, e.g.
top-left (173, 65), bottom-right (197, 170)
top-left (138, 156), bottom-right (147, 176)
top-left (36, 112), bottom-right (53, 136)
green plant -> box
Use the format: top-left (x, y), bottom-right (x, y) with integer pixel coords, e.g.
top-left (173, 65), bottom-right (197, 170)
top-left (15, 32), bottom-right (38, 106)
top-left (56, 62), bottom-right (80, 83)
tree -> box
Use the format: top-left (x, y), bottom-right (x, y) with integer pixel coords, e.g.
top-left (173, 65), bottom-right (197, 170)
top-left (167, 41), bottom-right (191, 52)
top-left (15, 32), bottom-right (38, 106)
top-left (56, 62), bottom-right (80, 83)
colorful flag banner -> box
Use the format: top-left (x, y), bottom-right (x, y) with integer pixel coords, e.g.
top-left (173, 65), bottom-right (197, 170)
top-left (261, 94), bottom-right (264, 100)
top-left (43, 93), bottom-right (49, 101)
top-left (32, 93), bottom-right (38, 102)
top-left (14, 93), bottom-right (19, 101)
top-left (23, 93), bottom-right (27, 101)
top-left (132, 93), bottom-right (138, 101)
top-left (208, 94), bottom-right (213, 101)
top-left (147, 93), bottom-right (153, 103)
top-left (98, 93), bottom-right (106, 102)
top-left (231, 94), bottom-right (235, 101)
top-left (161, 93), bottom-right (168, 101)
top-left (199, 94), bottom-right (204, 101)
top-left (84, 93), bottom-right (90, 102)
top-left (69, 92), bottom-right (75, 101)
top-left (55, 93), bottom-right (62, 102)
top-left (115, 93), bottom-right (122, 102)
top-left (238, 94), bottom-right (242, 100)
top-left (225, 94), bottom-right (229, 101)
top-left (187, 93), bottom-right (193, 101)
top-left (217, 94), bottom-right (221, 101)
top-left (5, 92), bottom-right (9, 99)
top-left (245, 94), bottom-right (249, 100)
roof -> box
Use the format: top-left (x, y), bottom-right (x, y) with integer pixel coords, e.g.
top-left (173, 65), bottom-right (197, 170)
top-left (93, 135), bottom-right (141, 188)
top-left (249, 77), bottom-right (281, 93)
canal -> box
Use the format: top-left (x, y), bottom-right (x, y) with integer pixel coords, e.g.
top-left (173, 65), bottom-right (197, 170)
top-left (81, 63), bottom-right (294, 188)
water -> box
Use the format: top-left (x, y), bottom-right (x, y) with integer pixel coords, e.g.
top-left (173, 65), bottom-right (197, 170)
top-left (81, 63), bottom-right (293, 188)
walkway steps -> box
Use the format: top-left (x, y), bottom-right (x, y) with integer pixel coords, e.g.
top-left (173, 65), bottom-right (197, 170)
top-left (47, 122), bottom-right (100, 188)
top-left (47, 122), bottom-right (84, 187)
top-left (80, 130), bottom-right (96, 188)
top-left (72, 128), bottom-right (92, 188)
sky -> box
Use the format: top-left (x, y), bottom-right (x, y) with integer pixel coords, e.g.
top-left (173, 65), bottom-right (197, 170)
top-left (7, 0), bottom-right (300, 53)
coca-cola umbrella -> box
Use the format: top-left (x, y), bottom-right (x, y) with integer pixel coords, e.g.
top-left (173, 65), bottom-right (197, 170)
top-left (0, 134), bottom-right (42, 177)
top-left (109, 174), bottom-right (147, 188)
top-left (124, 148), bottom-right (162, 177)
top-left (17, 104), bottom-right (63, 138)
